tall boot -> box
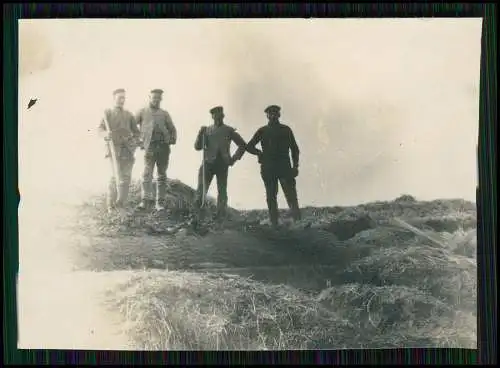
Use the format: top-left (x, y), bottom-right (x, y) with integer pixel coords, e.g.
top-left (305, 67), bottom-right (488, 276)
top-left (289, 198), bottom-right (301, 221)
top-left (116, 181), bottom-right (130, 208)
top-left (156, 180), bottom-right (167, 210)
top-left (107, 178), bottom-right (118, 212)
top-left (139, 181), bottom-right (155, 210)
top-left (216, 197), bottom-right (228, 222)
top-left (267, 199), bottom-right (279, 227)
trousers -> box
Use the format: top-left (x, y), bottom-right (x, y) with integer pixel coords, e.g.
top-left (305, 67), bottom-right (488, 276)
top-left (260, 164), bottom-right (301, 225)
top-left (141, 141), bottom-right (170, 204)
top-left (194, 158), bottom-right (229, 218)
top-left (107, 146), bottom-right (135, 208)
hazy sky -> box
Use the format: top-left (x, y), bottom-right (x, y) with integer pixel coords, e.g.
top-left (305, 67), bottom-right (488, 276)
top-left (18, 18), bottom-right (482, 209)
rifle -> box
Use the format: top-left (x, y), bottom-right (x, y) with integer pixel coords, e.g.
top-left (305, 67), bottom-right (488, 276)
top-left (103, 114), bottom-right (121, 195)
top-left (201, 130), bottom-right (207, 208)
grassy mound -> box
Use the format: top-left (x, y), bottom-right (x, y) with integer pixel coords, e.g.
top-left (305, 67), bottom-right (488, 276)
top-left (74, 179), bottom-right (477, 349)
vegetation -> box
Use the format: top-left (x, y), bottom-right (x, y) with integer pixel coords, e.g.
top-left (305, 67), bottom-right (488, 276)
top-left (72, 179), bottom-right (477, 350)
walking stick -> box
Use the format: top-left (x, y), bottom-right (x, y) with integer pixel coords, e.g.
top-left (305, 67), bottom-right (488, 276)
top-left (103, 114), bottom-right (121, 195)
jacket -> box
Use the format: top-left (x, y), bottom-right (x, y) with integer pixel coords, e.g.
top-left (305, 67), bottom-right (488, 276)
top-left (194, 123), bottom-right (247, 165)
top-left (136, 106), bottom-right (177, 152)
top-left (98, 107), bottom-right (140, 159)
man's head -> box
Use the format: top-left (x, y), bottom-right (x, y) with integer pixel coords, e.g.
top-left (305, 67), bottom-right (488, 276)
top-left (210, 106), bottom-right (225, 125)
top-left (113, 88), bottom-right (126, 108)
top-left (265, 105), bottom-right (281, 123)
top-left (149, 89), bottom-right (164, 108)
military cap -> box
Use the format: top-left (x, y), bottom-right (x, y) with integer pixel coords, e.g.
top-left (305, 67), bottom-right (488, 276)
top-left (264, 105), bottom-right (281, 113)
top-left (210, 106), bottom-right (224, 114)
top-left (112, 88), bottom-right (126, 95)
top-left (150, 89), bottom-right (164, 95)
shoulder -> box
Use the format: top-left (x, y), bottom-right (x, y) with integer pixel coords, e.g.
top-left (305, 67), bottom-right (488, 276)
top-left (136, 107), bottom-right (146, 115)
top-left (223, 124), bottom-right (236, 133)
top-left (280, 124), bottom-right (294, 134)
top-left (160, 108), bottom-right (171, 116)
top-left (104, 108), bottom-right (113, 115)
top-left (124, 109), bottom-right (134, 117)
top-left (256, 125), bottom-right (267, 134)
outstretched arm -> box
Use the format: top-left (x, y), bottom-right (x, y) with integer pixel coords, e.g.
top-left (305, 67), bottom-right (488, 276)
top-left (230, 130), bottom-right (247, 162)
top-left (246, 128), bottom-right (263, 156)
top-left (289, 128), bottom-right (300, 169)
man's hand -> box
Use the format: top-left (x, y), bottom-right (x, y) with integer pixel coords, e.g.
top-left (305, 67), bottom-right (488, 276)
top-left (229, 157), bottom-right (236, 167)
top-left (291, 167), bottom-right (299, 178)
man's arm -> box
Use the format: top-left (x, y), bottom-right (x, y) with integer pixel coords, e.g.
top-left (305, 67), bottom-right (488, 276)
top-left (194, 127), bottom-right (205, 151)
top-left (129, 113), bottom-right (140, 140)
top-left (230, 129), bottom-right (247, 163)
top-left (246, 128), bottom-right (263, 156)
top-left (97, 110), bottom-right (110, 139)
top-left (164, 111), bottom-right (177, 145)
top-left (288, 127), bottom-right (300, 169)
top-left (135, 109), bottom-right (144, 129)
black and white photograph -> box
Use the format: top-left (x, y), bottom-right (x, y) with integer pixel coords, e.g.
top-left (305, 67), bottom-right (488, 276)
top-left (18, 18), bottom-right (481, 350)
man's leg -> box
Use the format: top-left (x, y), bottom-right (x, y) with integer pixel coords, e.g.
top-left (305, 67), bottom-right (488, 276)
top-left (116, 154), bottom-right (135, 208)
top-left (215, 164), bottom-right (229, 221)
top-left (107, 176), bottom-right (118, 211)
top-left (194, 162), bottom-right (215, 220)
top-left (279, 176), bottom-right (301, 221)
top-left (106, 155), bottom-right (119, 211)
top-left (155, 143), bottom-right (170, 210)
top-left (139, 149), bottom-right (156, 209)
top-left (261, 168), bottom-right (279, 226)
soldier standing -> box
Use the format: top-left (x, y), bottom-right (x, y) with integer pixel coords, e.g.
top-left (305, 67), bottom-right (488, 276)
top-left (193, 106), bottom-right (247, 221)
top-left (98, 88), bottom-right (140, 212)
top-left (246, 105), bottom-right (301, 227)
top-left (136, 89), bottom-right (177, 211)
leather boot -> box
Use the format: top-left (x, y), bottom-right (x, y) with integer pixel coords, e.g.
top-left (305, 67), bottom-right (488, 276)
top-left (116, 182), bottom-right (130, 208)
top-left (267, 200), bottom-right (279, 227)
top-left (107, 179), bottom-right (118, 212)
top-left (156, 180), bottom-right (167, 211)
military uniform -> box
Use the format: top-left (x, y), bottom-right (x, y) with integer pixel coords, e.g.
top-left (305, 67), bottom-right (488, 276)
top-left (136, 89), bottom-right (177, 209)
top-left (98, 92), bottom-right (140, 209)
top-left (247, 105), bottom-right (301, 226)
top-left (194, 106), bottom-right (247, 219)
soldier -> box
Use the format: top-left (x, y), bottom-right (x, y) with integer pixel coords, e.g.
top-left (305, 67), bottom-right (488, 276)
top-left (136, 89), bottom-right (178, 211)
top-left (98, 88), bottom-right (140, 212)
top-left (246, 105), bottom-right (301, 227)
top-left (193, 106), bottom-right (247, 221)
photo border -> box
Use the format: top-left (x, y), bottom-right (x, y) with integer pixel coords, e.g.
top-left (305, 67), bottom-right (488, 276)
top-left (3, 3), bottom-right (496, 365)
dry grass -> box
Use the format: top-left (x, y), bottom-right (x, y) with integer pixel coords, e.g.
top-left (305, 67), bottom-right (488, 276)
top-left (72, 180), bottom-right (477, 350)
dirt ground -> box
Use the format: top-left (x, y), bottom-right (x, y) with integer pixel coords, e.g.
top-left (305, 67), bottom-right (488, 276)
top-left (17, 181), bottom-right (478, 350)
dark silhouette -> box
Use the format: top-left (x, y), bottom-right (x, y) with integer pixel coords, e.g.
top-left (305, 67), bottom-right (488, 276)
top-left (193, 106), bottom-right (247, 222)
top-left (246, 105), bottom-right (301, 227)
top-left (27, 98), bottom-right (38, 109)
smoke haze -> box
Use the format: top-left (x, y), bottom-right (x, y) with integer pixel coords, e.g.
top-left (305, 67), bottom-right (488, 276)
top-left (18, 19), bottom-right (481, 209)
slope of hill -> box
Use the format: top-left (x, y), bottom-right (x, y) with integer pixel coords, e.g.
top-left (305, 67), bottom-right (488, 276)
top-left (67, 179), bottom-right (477, 350)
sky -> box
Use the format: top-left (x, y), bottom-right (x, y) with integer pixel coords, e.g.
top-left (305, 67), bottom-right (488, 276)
top-left (18, 18), bottom-right (482, 209)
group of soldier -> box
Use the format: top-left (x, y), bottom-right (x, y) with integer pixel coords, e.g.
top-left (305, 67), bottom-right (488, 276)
top-left (98, 88), bottom-right (302, 227)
